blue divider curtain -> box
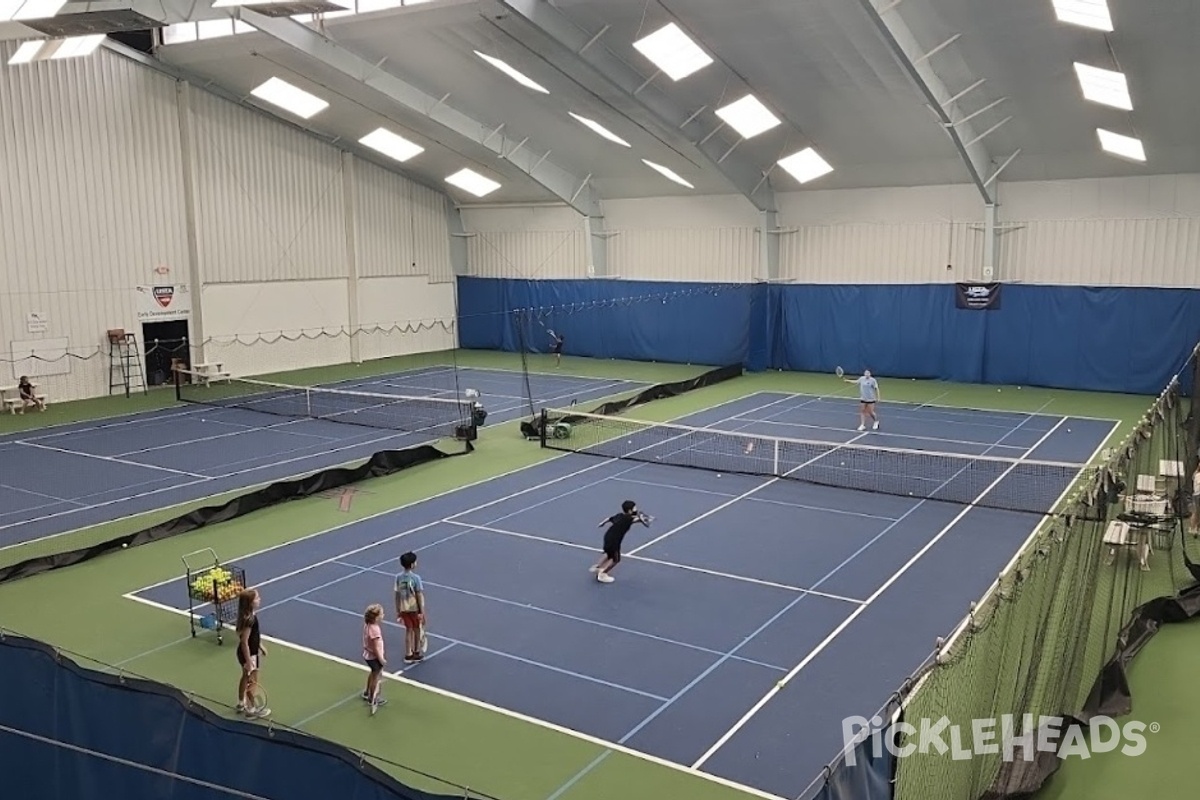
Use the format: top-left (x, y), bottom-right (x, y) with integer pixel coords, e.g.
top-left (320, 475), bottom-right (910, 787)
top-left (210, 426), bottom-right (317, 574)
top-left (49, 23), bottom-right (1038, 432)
top-left (457, 277), bottom-right (1200, 396)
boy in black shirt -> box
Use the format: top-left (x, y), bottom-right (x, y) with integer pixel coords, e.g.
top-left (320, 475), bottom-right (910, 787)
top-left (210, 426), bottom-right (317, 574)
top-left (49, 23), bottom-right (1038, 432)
top-left (589, 500), bottom-right (651, 583)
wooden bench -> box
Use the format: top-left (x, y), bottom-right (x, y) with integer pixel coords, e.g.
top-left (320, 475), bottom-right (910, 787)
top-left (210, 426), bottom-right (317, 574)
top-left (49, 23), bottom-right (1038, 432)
top-left (191, 362), bottom-right (232, 386)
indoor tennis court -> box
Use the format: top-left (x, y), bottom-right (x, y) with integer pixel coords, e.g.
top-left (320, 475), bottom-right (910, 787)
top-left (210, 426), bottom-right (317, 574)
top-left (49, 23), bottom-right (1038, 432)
top-left (123, 391), bottom-right (1116, 798)
top-left (0, 363), bottom-right (642, 547)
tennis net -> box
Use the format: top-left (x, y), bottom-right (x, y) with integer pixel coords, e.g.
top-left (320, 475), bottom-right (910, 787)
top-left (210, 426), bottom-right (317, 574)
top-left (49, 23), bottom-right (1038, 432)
top-left (176, 370), bottom-right (475, 438)
top-left (540, 408), bottom-right (1090, 515)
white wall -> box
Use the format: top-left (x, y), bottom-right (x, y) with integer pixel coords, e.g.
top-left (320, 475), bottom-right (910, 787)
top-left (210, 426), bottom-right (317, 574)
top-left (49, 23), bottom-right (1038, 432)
top-left (0, 45), bottom-right (457, 402)
top-left (460, 177), bottom-right (1200, 289)
top-left (0, 45), bottom-right (189, 402)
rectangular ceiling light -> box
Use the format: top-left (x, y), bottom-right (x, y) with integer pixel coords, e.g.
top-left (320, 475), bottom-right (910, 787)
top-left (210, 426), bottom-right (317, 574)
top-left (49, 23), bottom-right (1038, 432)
top-left (642, 159), bottom-right (694, 189)
top-left (778, 147), bottom-right (834, 184)
top-left (359, 127), bottom-right (424, 162)
top-left (633, 22), bottom-right (712, 81)
top-left (7, 0), bottom-right (66, 21)
top-left (49, 34), bottom-right (105, 60)
top-left (475, 51), bottom-right (548, 94)
top-left (447, 168), bottom-right (501, 198)
top-left (1051, 0), bottom-right (1113, 32)
top-left (7, 40), bottom-right (43, 64)
top-left (1097, 128), bottom-right (1145, 162)
top-left (715, 94), bottom-right (782, 140)
top-left (569, 113), bottom-right (630, 147)
top-left (250, 77), bottom-right (328, 119)
top-left (1073, 62), bottom-right (1132, 110)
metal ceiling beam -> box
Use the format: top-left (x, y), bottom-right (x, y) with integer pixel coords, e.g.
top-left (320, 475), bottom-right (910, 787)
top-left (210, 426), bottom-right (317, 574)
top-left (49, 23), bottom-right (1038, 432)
top-left (854, 0), bottom-right (997, 204)
top-left (489, 0), bottom-right (776, 213)
top-left (236, 9), bottom-right (602, 216)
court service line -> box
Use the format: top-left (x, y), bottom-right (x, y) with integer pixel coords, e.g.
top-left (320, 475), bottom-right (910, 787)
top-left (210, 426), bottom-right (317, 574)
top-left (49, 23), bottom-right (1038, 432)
top-left (689, 414), bottom-right (1070, 769)
top-left (333, 560), bottom-right (791, 674)
top-left (627, 432), bottom-right (872, 557)
top-left (113, 415), bottom-right (339, 457)
top-left (121, 593), bottom-right (786, 800)
top-left (126, 392), bottom-right (792, 594)
top-left (606, 476), bottom-right (900, 522)
top-left (0, 425), bottom-right (426, 536)
top-left (15, 441), bottom-right (209, 479)
top-left (442, 521), bottom-right (865, 606)
top-left (293, 597), bottom-right (670, 702)
top-left (731, 416), bottom-right (1033, 454)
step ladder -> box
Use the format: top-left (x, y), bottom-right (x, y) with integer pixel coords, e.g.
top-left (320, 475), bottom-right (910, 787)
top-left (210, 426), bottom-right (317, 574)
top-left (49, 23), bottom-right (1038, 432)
top-left (108, 329), bottom-right (147, 397)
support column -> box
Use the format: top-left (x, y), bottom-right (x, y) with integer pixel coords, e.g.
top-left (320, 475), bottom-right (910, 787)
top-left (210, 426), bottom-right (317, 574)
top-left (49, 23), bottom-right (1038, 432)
top-left (982, 203), bottom-right (998, 282)
top-left (445, 196), bottom-right (470, 276)
top-left (759, 209), bottom-right (780, 282)
top-left (175, 81), bottom-right (205, 364)
top-left (342, 152), bottom-right (361, 364)
top-left (584, 214), bottom-right (608, 278)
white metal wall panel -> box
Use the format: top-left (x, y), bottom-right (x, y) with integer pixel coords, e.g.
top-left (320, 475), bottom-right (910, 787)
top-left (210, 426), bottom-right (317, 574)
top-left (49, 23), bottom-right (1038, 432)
top-left (355, 161), bottom-right (415, 280)
top-left (781, 222), bottom-right (981, 284)
top-left (409, 182), bottom-right (454, 283)
top-left (608, 227), bottom-right (758, 283)
top-left (466, 230), bottom-right (587, 279)
top-left (202, 280), bottom-right (350, 376)
top-left (190, 91), bottom-right (347, 283)
top-left (999, 217), bottom-right (1200, 288)
top-left (0, 46), bottom-right (189, 402)
top-left (356, 276), bottom-right (457, 361)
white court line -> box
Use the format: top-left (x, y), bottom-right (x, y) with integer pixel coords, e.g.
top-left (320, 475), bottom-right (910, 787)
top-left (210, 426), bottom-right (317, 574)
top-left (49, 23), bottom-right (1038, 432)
top-left (0, 483), bottom-right (83, 508)
top-left (335, 560), bottom-right (790, 673)
top-left (606, 476), bottom-right (900, 522)
top-left (741, 390), bottom-right (1122, 425)
top-left (16, 441), bottom-right (209, 479)
top-left (689, 414), bottom-right (1070, 769)
top-left (121, 592), bottom-right (787, 800)
top-left (627, 433), bottom-right (872, 557)
top-left (441, 520), bottom-right (865, 605)
top-left (0, 426), bottom-right (426, 538)
top-left (125, 392), bottom-right (798, 594)
top-left (899, 416), bottom-right (1120, 709)
top-left (729, 415), bottom-right (1033, 453)
top-left (113, 415), bottom-right (339, 457)
top-left (9, 405), bottom-right (209, 444)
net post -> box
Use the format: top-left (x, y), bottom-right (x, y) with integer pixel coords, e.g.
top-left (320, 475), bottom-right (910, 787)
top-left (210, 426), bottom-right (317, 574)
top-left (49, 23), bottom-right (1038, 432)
top-left (773, 438), bottom-right (780, 476)
top-left (539, 408), bottom-right (548, 447)
top-left (174, 365), bottom-right (183, 402)
top-left (305, 388), bottom-right (312, 418)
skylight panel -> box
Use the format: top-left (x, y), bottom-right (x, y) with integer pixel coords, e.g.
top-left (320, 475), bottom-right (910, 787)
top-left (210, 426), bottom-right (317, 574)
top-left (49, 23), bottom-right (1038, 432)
top-left (7, 40), bottom-right (42, 65)
top-left (49, 34), bottom-right (104, 59)
top-left (777, 147), bottom-right (834, 184)
top-left (250, 77), bottom-right (329, 119)
top-left (1051, 0), bottom-right (1113, 32)
top-left (1097, 129), bottom-right (1145, 162)
top-left (8, 0), bottom-right (66, 21)
top-left (632, 22), bottom-right (712, 81)
top-left (162, 23), bottom-right (199, 45)
top-left (446, 168), bottom-right (501, 198)
top-left (569, 113), bottom-right (630, 147)
top-left (642, 159), bottom-right (694, 189)
top-left (715, 95), bottom-right (782, 140)
top-left (1073, 62), bottom-right (1132, 110)
top-left (475, 51), bottom-right (549, 94)
top-left (359, 128), bottom-right (424, 162)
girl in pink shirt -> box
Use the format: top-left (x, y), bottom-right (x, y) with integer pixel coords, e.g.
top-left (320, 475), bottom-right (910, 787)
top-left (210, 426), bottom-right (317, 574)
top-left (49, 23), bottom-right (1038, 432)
top-left (362, 603), bottom-right (387, 714)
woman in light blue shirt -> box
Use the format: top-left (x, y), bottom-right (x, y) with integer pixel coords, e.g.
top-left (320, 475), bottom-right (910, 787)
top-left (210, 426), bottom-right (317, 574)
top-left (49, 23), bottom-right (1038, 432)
top-left (844, 369), bottom-right (880, 431)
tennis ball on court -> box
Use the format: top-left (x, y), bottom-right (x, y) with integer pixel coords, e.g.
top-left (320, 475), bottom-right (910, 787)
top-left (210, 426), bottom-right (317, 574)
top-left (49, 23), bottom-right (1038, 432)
top-left (121, 543), bottom-right (128, 549)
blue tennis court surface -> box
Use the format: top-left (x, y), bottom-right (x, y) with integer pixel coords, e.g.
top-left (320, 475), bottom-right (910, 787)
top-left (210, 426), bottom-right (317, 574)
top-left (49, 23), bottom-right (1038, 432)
top-left (129, 392), bottom-right (1117, 799)
top-left (0, 365), bottom-right (643, 549)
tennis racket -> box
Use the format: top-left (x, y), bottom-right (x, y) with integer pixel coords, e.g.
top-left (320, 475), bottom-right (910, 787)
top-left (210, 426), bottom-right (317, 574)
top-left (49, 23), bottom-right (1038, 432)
top-left (835, 366), bottom-right (845, 378)
top-left (244, 680), bottom-right (268, 716)
top-left (418, 622), bottom-right (428, 655)
top-left (636, 512), bottom-right (654, 525)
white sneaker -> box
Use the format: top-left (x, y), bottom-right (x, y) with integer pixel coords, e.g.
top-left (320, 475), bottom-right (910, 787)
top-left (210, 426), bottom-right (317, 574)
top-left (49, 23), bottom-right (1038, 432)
top-left (597, 572), bottom-right (614, 583)
top-left (588, 564), bottom-right (599, 573)
top-left (873, 421), bottom-right (879, 430)
top-left (857, 424), bottom-right (865, 432)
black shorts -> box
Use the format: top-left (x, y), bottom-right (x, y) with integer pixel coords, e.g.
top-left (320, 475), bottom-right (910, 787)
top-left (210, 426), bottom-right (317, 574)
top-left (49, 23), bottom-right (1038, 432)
top-left (552, 344), bottom-right (563, 354)
top-left (366, 658), bottom-right (383, 673)
top-left (860, 400), bottom-right (876, 406)
top-left (603, 535), bottom-right (623, 562)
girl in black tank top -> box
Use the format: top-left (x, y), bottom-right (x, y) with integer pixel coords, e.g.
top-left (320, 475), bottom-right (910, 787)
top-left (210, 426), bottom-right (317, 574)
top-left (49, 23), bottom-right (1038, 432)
top-left (236, 588), bottom-right (268, 716)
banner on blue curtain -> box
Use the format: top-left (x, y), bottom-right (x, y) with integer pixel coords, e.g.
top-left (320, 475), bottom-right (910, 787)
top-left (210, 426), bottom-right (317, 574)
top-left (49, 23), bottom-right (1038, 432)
top-left (955, 282), bottom-right (1002, 310)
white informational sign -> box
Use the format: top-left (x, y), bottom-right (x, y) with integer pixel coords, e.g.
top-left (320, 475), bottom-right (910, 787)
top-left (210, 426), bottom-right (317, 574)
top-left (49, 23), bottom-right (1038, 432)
top-left (26, 312), bottom-right (48, 334)
top-left (135, 284), bottom-right (192, 321)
